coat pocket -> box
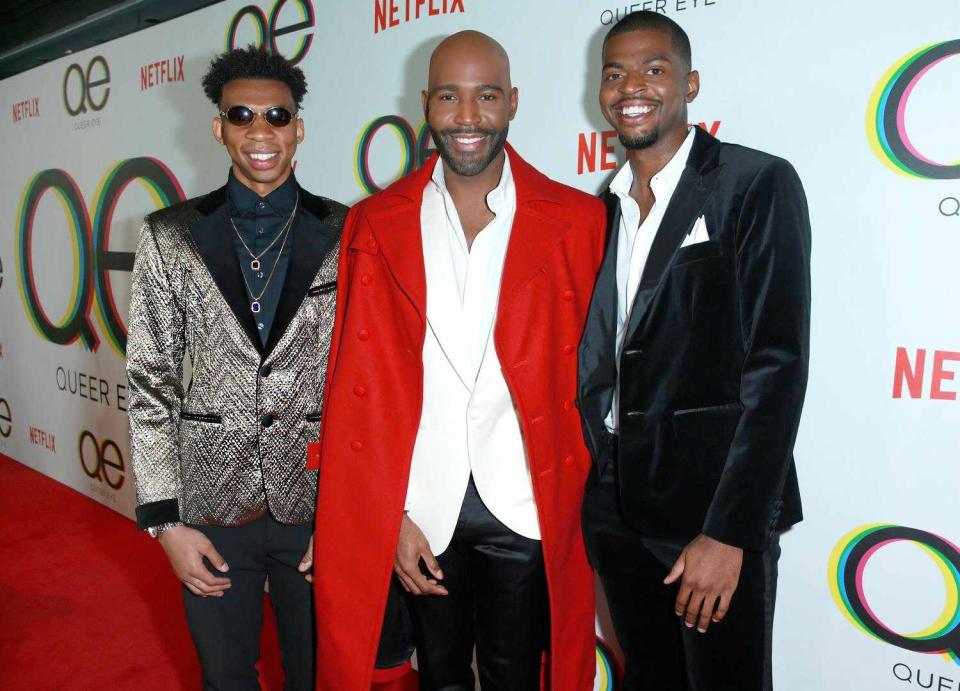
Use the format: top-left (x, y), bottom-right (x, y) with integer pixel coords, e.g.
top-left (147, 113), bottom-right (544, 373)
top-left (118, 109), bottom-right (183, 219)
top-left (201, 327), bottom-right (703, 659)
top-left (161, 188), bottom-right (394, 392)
top-left (672, 240), bottom-right (721, 267)
top-left (307, 282), bottom-right (336, 296)
top-left (180, 411), bottom-right (222, 424)
top-left (671, 403), bottom-right (741, 481)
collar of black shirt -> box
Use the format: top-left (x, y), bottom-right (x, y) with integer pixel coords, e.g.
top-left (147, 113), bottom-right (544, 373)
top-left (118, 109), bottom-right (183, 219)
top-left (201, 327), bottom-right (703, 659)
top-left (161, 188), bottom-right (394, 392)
top-left (227, 168), bottom-right (298, 219)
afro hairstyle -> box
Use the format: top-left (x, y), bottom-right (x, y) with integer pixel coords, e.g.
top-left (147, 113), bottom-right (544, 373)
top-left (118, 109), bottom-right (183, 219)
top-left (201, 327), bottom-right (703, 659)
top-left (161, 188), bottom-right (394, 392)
top-left (201, 45), bottom-right (308, 108)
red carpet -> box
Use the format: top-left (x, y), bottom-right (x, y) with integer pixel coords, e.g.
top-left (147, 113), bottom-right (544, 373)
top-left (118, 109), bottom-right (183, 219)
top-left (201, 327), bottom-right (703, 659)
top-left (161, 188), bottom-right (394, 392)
top-left (0, 454), bottom-right (284, 690)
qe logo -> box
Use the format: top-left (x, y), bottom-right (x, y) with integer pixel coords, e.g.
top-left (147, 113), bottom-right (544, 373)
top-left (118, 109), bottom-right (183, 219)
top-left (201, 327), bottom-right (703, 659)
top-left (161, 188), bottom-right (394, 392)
top-left (867, 40), bottom-right (960, 179)
top-left (355, 115), bottom-right (436, 194)
top-left (62, 56), bottom-right (110, 117)
top-left (15, 157), bottom-right (184, 356)
top-left (830, 524), bottom-right (960, 665)
top-left (226, 0), bottom-right (315, 65)
top-left (78, 430), bottom-right (124, 490)
top-left (0, 398), bottom-right (11, 439)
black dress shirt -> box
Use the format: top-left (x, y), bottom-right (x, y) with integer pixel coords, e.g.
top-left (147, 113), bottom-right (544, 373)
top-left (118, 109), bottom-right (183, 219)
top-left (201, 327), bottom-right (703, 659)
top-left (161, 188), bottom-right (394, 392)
top-left (227, 170), bottom-right (297, 346)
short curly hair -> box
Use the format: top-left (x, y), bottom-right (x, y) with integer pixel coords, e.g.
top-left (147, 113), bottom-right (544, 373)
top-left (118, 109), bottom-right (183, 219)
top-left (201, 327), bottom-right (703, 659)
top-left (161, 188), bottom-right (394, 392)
top-left (201, 46), bottom-right (308, 108)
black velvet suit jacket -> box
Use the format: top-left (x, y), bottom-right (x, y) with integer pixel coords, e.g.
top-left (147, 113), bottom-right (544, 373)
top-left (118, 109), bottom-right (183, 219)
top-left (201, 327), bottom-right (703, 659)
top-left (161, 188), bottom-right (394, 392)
top-left (577, 128), bottom-right (811, 551)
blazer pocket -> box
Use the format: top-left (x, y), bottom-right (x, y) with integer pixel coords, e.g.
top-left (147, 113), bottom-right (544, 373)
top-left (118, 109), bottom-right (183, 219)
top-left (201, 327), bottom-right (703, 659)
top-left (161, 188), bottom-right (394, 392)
top-left (180, 411), bottom-right (222, 424)
top-left (308, 282), bottom-right (336, 296)
top-left (672, 240), bottom-right (721, 267)
top-left (673, 402), bottom-right (741, 417)
top-left (671, 403), bottom-right (741, 479)
top-left (305, 412), bottom-right (322, 422)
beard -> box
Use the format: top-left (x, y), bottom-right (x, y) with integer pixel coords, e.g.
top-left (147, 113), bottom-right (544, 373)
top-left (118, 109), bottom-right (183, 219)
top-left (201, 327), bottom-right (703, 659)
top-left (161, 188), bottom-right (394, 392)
top-left (430, 124), bottom-right (509, 177)
top-left (618, 126), bottom-right (660, 150)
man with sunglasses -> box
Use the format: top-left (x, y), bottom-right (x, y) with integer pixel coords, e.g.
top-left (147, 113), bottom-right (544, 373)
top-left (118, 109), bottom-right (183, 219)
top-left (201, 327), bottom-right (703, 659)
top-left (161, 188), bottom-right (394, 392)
top-left (127, 47), bottom-right (346, 690)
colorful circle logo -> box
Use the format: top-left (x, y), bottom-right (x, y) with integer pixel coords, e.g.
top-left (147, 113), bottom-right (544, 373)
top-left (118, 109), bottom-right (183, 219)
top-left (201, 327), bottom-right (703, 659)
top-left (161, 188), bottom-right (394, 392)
top-left (866, 40), bottom-right (960, 179)
top-left (354, 115), bottom-right (434, 195)
top-left (15, 157), bottom-right (184, 356)
top-left (829, 524), bottom-right (960, 665)
top-left (595, 638), bottom-right (620, 691)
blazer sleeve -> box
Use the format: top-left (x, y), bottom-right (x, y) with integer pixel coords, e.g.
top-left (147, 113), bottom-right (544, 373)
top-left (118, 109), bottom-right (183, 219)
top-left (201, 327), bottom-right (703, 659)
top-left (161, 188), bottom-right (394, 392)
top-left (701, 159), bottom-right (811, 551)
top-left (126, 216), bottom-right (187, 529)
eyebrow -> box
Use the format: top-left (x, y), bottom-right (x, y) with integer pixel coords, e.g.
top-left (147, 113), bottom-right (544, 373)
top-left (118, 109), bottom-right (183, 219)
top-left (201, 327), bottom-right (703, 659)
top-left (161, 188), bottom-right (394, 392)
top-left (602, 55), bottom-right (673, 70)
top-left (428, 83), bottom-right (505, 95)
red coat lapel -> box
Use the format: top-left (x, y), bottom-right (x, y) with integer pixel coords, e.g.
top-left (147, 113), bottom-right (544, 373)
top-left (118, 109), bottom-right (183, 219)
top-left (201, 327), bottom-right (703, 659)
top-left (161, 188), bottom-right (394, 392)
top-left (499, 143), bottom-right (571, 307)
top-left (363, 145), bottom-right (570, 320)
top-left (361, 158), bottom-right (434, 317)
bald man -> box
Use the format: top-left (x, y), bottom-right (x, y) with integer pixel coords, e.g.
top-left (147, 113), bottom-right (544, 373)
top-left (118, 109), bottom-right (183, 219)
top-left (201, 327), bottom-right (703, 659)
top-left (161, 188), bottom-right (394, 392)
top-left (311, 31), bottom-right (604, 690)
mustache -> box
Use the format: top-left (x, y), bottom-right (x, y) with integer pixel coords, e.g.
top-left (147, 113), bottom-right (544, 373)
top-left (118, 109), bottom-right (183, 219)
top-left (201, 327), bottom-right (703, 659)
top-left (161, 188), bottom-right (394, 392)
top-left (438, 127), bottom-right (498, 137)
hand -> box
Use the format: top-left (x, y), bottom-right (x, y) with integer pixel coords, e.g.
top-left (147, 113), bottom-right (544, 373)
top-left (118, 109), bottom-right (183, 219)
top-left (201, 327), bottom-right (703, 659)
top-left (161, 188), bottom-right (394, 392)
top-left (664, 534), bottom-right (743, 633)
top-left (298, 534), bottom-right (314, 583)
top-left (158, 525), bottom-right (231, 597)
top-left (394, 514), bottom-right (447, 596)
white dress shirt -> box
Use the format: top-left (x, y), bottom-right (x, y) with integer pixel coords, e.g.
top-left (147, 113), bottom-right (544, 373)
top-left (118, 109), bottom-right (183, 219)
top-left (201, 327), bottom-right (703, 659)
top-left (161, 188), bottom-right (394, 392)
top-left (605, 127), bottom-right (695, 432)
top-left (406, 155), bottom-right (541, 555)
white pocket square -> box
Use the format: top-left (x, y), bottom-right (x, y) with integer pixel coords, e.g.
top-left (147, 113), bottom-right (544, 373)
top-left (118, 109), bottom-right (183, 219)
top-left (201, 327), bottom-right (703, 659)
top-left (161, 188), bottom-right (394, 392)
top-left (680, 216), bottom-right (710, 247)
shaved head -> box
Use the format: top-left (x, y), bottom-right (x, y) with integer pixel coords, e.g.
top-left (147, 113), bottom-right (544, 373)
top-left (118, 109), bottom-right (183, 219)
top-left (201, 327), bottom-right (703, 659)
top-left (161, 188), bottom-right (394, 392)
top-left (422, 30), bottom-right (517, 178)
top-left (428, 30), bottom-right (512, 91)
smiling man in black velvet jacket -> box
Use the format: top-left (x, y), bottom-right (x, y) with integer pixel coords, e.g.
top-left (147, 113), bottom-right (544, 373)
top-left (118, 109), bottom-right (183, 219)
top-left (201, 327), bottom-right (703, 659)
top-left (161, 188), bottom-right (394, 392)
top-left (578, 12), bottom-right (811, 691)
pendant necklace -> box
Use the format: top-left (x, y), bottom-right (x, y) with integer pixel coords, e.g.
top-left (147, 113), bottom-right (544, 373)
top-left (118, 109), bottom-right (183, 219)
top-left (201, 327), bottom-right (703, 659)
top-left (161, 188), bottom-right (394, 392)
top-left (239, 218), bottom-right (293, 314)
top-left (230, 195), bottom-right (299, 272)
top-left (233, 196), bottom-right (298, 314)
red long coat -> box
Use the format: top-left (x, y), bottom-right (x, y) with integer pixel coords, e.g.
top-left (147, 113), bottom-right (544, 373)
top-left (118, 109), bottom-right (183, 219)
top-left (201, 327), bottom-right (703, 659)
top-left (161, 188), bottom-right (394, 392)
top-left (311, 145), bottom-right (606, 690)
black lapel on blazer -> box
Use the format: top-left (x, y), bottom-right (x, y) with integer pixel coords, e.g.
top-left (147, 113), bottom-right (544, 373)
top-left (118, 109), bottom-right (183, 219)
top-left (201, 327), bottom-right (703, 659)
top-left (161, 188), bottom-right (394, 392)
top-left (594, 190), bottom-right (621, 354)
top-left (577, 190), bottom-right (622, 457)
top-left (624, 129), bottom-right (723, 343)
top-left (189, 185), bottom-right (264, 355)
top-left (264, 187), bottom-right (337, 356)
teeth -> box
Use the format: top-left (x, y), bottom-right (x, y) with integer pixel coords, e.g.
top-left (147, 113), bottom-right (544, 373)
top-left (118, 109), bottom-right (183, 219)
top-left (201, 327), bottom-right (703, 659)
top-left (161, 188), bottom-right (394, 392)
top-left (620, 105), bottom-right (654, 116)
top-left (454, 136), bottom-right (484, 145)
top-left (249, 152), bottom-right (278, 161)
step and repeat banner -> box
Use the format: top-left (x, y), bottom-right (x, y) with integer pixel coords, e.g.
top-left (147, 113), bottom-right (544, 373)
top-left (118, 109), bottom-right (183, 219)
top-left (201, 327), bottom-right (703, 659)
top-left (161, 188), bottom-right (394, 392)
top-left (1, 0), bottom-right (957, 688)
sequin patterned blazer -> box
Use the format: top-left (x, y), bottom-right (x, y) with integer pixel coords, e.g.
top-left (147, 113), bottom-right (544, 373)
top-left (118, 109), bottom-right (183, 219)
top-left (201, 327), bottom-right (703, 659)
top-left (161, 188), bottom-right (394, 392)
top-left (126, 183), bottom-right (345, 530)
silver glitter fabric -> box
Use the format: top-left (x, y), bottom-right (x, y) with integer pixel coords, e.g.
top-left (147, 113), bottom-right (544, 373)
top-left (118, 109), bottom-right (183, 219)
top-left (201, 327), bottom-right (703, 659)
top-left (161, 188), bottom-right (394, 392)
top-left (127, 196), bottom-right (344, 527)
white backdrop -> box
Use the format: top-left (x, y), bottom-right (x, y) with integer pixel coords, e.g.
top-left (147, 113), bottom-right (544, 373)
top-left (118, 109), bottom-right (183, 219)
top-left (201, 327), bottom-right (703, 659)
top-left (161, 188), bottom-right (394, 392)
top-left (1, 1), bottom-right (958, 688)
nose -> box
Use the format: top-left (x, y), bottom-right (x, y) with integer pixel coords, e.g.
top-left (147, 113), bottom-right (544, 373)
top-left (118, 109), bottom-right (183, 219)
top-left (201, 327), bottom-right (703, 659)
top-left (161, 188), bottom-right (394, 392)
top-left (245, 113), bottom-right (275, 140)
top-left (455, 98), bottom-right (481, 127)
top-left (620, 71), bottom-right (647, 94)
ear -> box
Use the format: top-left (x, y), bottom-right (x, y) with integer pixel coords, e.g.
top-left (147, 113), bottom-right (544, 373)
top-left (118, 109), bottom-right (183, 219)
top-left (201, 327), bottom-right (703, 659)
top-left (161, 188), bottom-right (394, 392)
top-left (296, 116), bottom-right (304, 143)
top-left (212, 116), bottom-right (224, 145)
top-left (421, 89), bottom-right (429, 116)
top-left (508, 86), bottom-right (519, 121)
top-left (685, 70), bottom-right (700, 104)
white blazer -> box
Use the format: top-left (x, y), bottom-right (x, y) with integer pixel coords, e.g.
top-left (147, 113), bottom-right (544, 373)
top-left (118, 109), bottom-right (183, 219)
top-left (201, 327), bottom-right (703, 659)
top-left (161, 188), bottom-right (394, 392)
top-left (404, 160), bottom-right (540, 556)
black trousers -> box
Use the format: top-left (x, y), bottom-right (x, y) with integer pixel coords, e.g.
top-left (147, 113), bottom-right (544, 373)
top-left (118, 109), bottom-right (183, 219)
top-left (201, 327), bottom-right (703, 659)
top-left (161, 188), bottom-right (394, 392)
top-left (183, 513), bottom-right (314, 691)
top-left (582, 446), bottom-right (781, 691)
top-left (406, 476), bottom-right (549, 691)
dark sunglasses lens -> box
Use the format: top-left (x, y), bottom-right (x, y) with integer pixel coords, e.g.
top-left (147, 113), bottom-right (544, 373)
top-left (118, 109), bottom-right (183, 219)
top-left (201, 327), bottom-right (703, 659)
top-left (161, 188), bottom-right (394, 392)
top-left (265, 107), bottom-right (293, 127)
top-left (225, 106), bottom-right (255, 125)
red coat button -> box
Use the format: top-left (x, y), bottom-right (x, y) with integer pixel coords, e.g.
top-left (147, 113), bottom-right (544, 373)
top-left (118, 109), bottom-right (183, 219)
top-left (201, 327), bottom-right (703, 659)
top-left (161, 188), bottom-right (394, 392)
top-left (358, 329), bottom-right (370, 341)
top-left (353, 385), bottom-right (366, 397)
top-left (563, 344), bottom-right (575, 355)
top-left (366, 238), bottom-right (377, 250)
top-left (360, 274), bottom-right (373, 286)
top-left (562, 290), bottom-right (574, 301)
top-left (562, 400), bottom-right (573, 411)
top-left (351, 440), bottom-right (363, 452)
top-left (563, 455), bottom-right (575, 467)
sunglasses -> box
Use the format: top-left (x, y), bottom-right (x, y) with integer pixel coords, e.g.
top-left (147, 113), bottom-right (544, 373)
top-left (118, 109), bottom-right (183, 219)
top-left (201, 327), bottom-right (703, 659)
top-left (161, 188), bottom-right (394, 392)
top-left (219, 105), bottom-right (297, 128)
